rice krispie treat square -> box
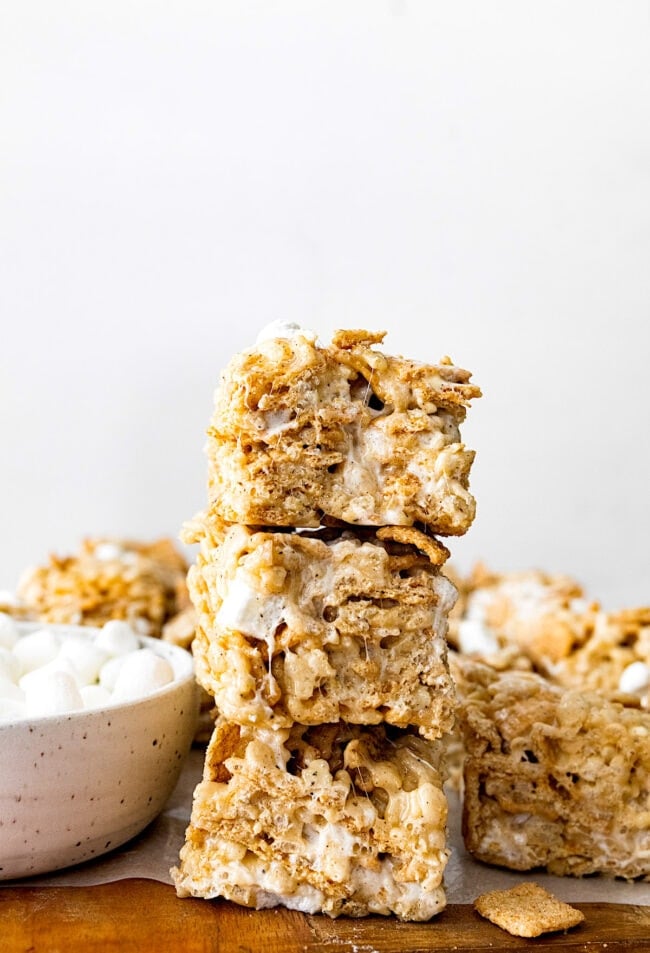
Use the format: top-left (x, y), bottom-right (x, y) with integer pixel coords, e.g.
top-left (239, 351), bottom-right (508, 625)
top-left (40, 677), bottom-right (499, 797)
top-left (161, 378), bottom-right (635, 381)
top-left (16, 536), bottom-right (190, 640)
top-left (453, 566), bottom-right (650, 709)
top-left (550, 607), bottom-right (650, 710)
top-left (452, 565), bottom-right (592, 667)
top-left (205, 327), bottom-right (480, 536)
top-left (184, 514), bottom-right (457, 739)
top-left (454, 657), bottom-right (650, 879)
top-left (172, 718), bottom-right (450, 920)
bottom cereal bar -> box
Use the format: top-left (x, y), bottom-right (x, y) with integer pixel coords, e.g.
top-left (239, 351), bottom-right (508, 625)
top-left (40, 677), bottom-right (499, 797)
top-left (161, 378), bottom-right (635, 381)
top-left (172, 719), bottom-right (450, 920)
top-left (455, 657), bottom-right (650, 879)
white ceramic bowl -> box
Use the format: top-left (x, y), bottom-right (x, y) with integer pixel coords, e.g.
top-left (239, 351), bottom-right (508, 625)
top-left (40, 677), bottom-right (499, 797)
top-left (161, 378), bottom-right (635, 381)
top-left (0, 623), bottom-right (199, 880)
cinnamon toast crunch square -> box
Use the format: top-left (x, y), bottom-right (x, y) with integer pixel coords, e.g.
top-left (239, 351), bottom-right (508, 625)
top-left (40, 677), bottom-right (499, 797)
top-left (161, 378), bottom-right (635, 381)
top-left (474, 882), bottom-right (584, 937)
top-left (16, 536), bottom-right (190, 640)
top-left (455, 566), bottom-right (650, 708)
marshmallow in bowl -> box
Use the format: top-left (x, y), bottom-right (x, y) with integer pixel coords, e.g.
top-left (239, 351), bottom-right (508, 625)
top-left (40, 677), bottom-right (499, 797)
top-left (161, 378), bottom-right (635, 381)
top-left (0, 696), bottom-right (27, 721)
top-left (0, 647), bottom-right (21, 683)
top-left (111, 649), bottom-right (174, 702)
top-left (0, 673), bottom-right (23, 701)
top-left (13, 628), bottom-right (60, 675)
top-left (80, 684), bottom-right (113, 709)
top-left (25, 670), bottom-right (84, 718)
top-left (0, 621), bottom-right (182, 722)
top-left (95, 619), bottom-right (140, 656)
top-left (99, 654), bottom-right (128, 692)
top-left (0, 613), bottom-right (19, 650)
top-left (58, 637), bottom-right (108, 685)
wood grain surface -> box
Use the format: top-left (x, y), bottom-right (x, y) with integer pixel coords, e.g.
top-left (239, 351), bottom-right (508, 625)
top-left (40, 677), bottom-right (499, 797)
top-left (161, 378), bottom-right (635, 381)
top-left (1, 878), bottom-right (650, 952)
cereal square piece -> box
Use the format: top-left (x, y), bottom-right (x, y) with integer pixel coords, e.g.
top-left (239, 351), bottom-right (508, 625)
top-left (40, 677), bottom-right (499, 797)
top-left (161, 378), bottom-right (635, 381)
top-left (205, 328), bottom-right (480, 536)
top-left (474, 882), bottom-right (584, 937)
top-left (184, 514), bottom-right (457, 739)
top-left (172, 719), bottom-right (450, 920)
top-left (455, 656), bottom-right (650, 879)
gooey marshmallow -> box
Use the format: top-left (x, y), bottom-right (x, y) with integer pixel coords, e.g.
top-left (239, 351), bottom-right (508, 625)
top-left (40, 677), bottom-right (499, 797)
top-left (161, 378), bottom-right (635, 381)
top-left (618, 661), bottom-right (650, 695)
top-left (255, 320), bottom-right (317, 345)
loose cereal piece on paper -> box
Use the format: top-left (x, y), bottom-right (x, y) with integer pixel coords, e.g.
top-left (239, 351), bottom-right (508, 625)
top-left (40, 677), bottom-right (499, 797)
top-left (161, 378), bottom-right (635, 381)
top-left (474, 882), bottom-right (584, 938)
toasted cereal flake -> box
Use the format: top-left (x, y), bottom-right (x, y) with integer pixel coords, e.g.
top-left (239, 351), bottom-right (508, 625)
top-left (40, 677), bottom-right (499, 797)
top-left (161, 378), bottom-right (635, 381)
top-left (474, 882), bottom-right (585, 938)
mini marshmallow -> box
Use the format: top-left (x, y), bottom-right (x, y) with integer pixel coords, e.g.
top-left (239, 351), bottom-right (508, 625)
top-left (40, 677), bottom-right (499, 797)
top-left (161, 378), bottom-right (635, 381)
top-left (0, 673), bottom-right (24, 701)
top-left (20, 656), bottom-right (80, 695)
top-left (256, 319), bottom-right (317, 345)
top-left (24, 670), bottom-right (84, 718)
top-left (458, 618), bottom-right (500, 656)
top-left (58, 637), bottom-right (108, 687)
top-left (619, 661), bottom-right (650, 695)
top-left (0, 612), bottom-right (19, 650)
top-left (111, 648), bottom-right (174, 702)
top-left (99, 654), bottom-right (128, 692)
top-left (13, 628), bottom-right (60, 675)
top-left (95, 620), bottom-right (140, 657)
top-left (0, 647), bottom-right (21, 684)
top-left (93, 542), bottom-right (126, 561)
top-left (80, 684), bottom-right (112, 709)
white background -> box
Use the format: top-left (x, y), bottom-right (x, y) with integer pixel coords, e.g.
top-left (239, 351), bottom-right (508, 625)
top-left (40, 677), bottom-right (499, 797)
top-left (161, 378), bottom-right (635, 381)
top-left (2, 1), bottom-right (649, 607)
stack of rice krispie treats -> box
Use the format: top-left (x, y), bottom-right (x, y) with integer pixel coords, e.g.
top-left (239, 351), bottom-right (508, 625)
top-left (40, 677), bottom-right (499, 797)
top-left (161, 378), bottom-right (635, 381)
top-left (172, 327), bottom-right (481, 920)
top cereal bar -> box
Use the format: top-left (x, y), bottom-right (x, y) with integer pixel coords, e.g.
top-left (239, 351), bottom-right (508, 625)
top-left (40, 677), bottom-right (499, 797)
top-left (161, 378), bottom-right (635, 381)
top-left (206, 328), bottom-right (481, 535)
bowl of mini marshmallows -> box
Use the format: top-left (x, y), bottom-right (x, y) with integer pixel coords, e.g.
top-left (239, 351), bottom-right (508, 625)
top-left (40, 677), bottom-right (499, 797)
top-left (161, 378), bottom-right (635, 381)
top-left (0, 614), bottom-right (199, 880)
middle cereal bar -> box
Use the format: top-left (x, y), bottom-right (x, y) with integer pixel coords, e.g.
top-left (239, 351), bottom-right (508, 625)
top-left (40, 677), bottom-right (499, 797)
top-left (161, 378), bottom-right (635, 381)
top-left (185, 513), bottom-right (458, 740)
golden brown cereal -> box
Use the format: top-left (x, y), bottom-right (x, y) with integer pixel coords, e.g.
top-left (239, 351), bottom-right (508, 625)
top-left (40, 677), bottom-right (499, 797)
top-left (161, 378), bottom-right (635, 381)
top-left (474, 882), bottom-right (584, 937)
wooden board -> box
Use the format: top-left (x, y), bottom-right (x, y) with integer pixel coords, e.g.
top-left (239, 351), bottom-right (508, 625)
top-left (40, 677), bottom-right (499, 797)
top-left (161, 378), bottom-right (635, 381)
top-left (1, 878), bottom-right (650, 952)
